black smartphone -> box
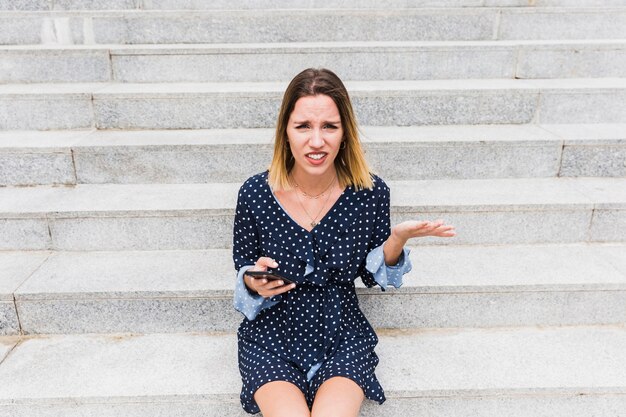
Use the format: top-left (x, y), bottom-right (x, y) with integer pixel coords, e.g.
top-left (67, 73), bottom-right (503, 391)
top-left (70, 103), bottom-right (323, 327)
top-left (246, 270), bottom-right (295, 285)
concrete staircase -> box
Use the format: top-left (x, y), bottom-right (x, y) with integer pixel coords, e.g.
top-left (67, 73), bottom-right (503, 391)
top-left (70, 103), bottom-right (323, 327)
top-left (1, 1), bottom-right (626, 416)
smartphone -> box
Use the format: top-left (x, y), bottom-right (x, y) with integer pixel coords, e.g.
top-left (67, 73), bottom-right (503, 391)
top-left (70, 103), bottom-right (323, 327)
top-left (246, 270), bottom-right (295, 285)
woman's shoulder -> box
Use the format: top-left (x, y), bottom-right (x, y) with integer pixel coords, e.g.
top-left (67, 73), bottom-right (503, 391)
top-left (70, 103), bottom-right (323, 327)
top-left (238, 171), bottom-right (269, 196)
top-left (361, 173), bottom-right (390, 198)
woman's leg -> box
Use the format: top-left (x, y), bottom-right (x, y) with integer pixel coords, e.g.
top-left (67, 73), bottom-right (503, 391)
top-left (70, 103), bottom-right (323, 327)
top-left (311, 376), bottom-right (364, 417)
top-left (254, 380), bottom-right (310, 417)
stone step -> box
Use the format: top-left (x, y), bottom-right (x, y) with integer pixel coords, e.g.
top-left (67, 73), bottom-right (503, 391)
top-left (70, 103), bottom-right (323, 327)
top-left (3, 40), bottom-right (626, 83)
top-left (2, 8), bottom-right (626, 45)
top-left (1, 177), bottom-right (625, 251)
top-left (1, 244), bottom-right (625, 335)
top-left (2, 124), bottom-right (626, 186)
top-left (2, 78), bottom-right (625, 130)
top-left (1, 325), bottom-right (626, 416)
top-left (3, 0), bottom-right (626, 11)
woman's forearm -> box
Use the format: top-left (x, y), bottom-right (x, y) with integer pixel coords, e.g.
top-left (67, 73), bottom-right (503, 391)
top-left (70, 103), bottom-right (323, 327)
top-left (383, 231), bottom-right (407, 266)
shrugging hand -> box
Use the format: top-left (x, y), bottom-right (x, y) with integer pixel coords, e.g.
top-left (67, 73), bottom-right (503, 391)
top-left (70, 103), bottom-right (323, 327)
top-left (392, 219), bottom-right (456, 242)
top-left (383, 220), bottom-right (456, 266)
top-left (244, 257), bottom-right (296, 299)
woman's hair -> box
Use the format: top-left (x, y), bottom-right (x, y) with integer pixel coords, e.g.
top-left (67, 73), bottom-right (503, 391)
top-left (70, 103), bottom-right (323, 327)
top-left (268, 68), bottom-right (374, 191)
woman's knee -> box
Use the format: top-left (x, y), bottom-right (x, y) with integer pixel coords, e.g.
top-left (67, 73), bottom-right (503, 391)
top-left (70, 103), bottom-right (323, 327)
top-left (254, 380), bottom-right (310, 417)
top-left (311, 376), bottom-right (364, 417)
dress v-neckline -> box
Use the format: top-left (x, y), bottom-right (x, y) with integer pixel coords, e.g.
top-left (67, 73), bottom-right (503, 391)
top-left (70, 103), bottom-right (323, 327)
top-left (269, 181), bottom-right (350, 234)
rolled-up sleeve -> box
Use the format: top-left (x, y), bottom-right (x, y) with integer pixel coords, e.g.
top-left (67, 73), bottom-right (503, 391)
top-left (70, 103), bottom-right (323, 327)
top-left (365, 244), bottom-right (412, 290)
top-left (359, 177), bottom-right (412, 290)
top-left (232, 186), bottom-right (281, 320)
top-left (234, 265), bottom-right (281, 321)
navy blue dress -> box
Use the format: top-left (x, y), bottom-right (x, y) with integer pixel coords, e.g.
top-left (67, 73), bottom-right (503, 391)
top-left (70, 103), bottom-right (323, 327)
top-left (233, 171), bottom-right (411, 414)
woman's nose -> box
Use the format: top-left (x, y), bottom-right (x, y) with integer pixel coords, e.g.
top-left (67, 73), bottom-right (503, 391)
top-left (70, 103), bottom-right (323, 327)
top-left (309, 128), bottom-right (324, 147)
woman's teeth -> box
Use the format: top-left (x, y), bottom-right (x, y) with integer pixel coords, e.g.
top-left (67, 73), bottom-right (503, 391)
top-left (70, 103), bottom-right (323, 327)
top-left (308, 153), bottom-right (325, 160)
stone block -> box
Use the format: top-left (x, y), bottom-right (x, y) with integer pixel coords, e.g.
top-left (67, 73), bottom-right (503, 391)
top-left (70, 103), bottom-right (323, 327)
top-left (111, 45), bottom-right (515, 82)
top-left (0, 95), bottom-right (93, 130)
top-left (17, 297), bottom-right (239, 334)
top-left (48, 214), bottom-right (233, 250)
top-left (92, 85), bottom-right (538, 129)
top-left (0, 49), bottom-right (111, 82)
top-left (74, 144), bottom-right (273, 183)
top-left (0, 0), bottom-right (49, 10)
top-left (52, 0), bottom-right (138, 9)
top-left (517, 43), bottom-right (626, 78)
top-left (393, 209), bottom-right (592, 245)
top-left (560, 144), bottom-right (626, 177)
top-left (15, 249), bottom-right (239, 333)
top-left (93, 96), bottom-right (281, 129)
top-left (0, 218), bottom-right (51, 250)
top-left (0, 152), bottom-right (75, 185)
top-left (539, 90), bottom-right (626, 124)
top-left (351, 91), bottom-right (537, 125)
top-left (91, 9), bottom-right (496, 44)
top-left (0, 17), bottom-right (43, 44)
top-left (366, 139), bottom-right (561, 179)
top-left (0, 251), bottom-right (50, 335)
top-left (499, 8), bottom-right (626, 40)
top-left (362, 290), bottom-right (626, 328)
top-left (590, 209), bottom-right (626, 243)
top-left (0, 303), bottom-right (19, 335)
top-left (144, 0), bottom-right (483, 9)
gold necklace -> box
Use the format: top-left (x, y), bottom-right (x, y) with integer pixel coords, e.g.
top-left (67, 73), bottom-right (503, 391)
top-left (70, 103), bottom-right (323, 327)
top-left (293, 177), bottom-right (336, 228)
top-left (292, 175), bottom-right (336, 199)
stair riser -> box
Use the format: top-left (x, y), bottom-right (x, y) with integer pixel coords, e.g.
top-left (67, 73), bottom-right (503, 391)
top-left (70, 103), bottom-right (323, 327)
top-left (2, 89), bottom-right (624, 130)
top-left (4, 45), bottom-right (626, 83)
top-left (10, 289), bottom-right (626, 335)
top-left (0, 302), bottom-right (19, 335)
top-left (4, 0), bottom-right (625, 11)
top-left (2, 10), bottom-right (626, 45)
top-left (4, 141), bottom-right (626, 186)
top-left (3, 207), bottom-right (625, 251)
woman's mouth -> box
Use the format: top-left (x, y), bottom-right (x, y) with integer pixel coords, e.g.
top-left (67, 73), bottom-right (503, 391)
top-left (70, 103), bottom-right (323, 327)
top-left (305, 152), bottom-right (328, 165)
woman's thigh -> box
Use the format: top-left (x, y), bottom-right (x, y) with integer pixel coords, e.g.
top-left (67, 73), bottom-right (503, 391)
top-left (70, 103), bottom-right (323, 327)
top-left (311, 376), bottom-right (364, 417)
top-left (254, 380), bottom-right (310, 417)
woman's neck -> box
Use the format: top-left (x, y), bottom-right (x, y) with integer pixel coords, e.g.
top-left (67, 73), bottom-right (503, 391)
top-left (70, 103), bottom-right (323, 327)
top-left (289, 168), bottom-right (337, 195)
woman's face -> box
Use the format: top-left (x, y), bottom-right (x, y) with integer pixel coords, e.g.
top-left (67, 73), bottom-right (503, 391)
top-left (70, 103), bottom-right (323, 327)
top-left (286, 94), bottom-right (344, 180)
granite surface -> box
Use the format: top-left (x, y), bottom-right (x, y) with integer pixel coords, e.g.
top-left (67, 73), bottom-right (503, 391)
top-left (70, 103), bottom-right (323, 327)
top-left (539, 90), bottom-right (626, 124)
top-left (1, 327), bottom-right (625, 402)
top-left (0, 49), bottom-right (110, 83)
top-left (499, 8), bottom-right (626, 40)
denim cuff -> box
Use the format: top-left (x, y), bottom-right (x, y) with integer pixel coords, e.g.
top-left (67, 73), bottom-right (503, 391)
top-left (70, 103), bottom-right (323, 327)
top-left (365, 244), bottom-right (412, 291)
top-left (233, 265), bottom-right (281, 321)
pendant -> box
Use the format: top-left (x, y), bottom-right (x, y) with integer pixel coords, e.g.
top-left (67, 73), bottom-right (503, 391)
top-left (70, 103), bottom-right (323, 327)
top-left (310, 221), bottom-right (318, 227)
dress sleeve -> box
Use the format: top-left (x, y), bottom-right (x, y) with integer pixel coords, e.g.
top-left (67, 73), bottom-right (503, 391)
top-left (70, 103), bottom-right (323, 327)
top-left (232, 187), bottom-right (280, 321)
top-left (359, 178), bottom-right (412, 290)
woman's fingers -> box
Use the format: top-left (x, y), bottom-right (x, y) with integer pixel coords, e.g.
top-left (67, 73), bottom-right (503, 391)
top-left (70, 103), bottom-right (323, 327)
top-left (254, 257), bottom-right (278, 270)
top-left (255, 279), bottom-right (296, 298)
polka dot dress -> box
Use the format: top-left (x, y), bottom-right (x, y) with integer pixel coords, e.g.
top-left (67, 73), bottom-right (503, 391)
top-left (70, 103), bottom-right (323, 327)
top-left (233, 171), bottom-right (409, 414)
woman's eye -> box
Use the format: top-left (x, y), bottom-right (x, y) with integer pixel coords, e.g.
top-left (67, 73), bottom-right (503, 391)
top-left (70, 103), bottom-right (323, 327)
top-left (324, 124), bottom-right (337, 130)
top-left (296, 124), bottom-right (309, 129)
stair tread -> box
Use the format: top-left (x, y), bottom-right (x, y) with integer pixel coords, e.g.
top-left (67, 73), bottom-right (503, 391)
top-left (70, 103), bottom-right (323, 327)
top-left (2, 177), bottom-right (625, 216)
top-left (1, 325), bottom-right (626, 402)
top-left (3, 124), bottom-right (626, 151)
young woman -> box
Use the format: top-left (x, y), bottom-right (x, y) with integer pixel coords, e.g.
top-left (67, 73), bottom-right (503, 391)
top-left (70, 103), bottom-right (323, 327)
top-left (233, 68), bottom-right (455, 417)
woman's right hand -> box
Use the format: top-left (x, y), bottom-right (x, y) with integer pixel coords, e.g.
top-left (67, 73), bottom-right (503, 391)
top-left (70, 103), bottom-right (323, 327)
top-left (244, 257), bottom-right (296, 298)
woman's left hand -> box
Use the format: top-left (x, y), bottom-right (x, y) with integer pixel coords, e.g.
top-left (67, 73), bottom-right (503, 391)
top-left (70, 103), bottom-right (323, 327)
top-left (392, 219), bottom-right (456, 242)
